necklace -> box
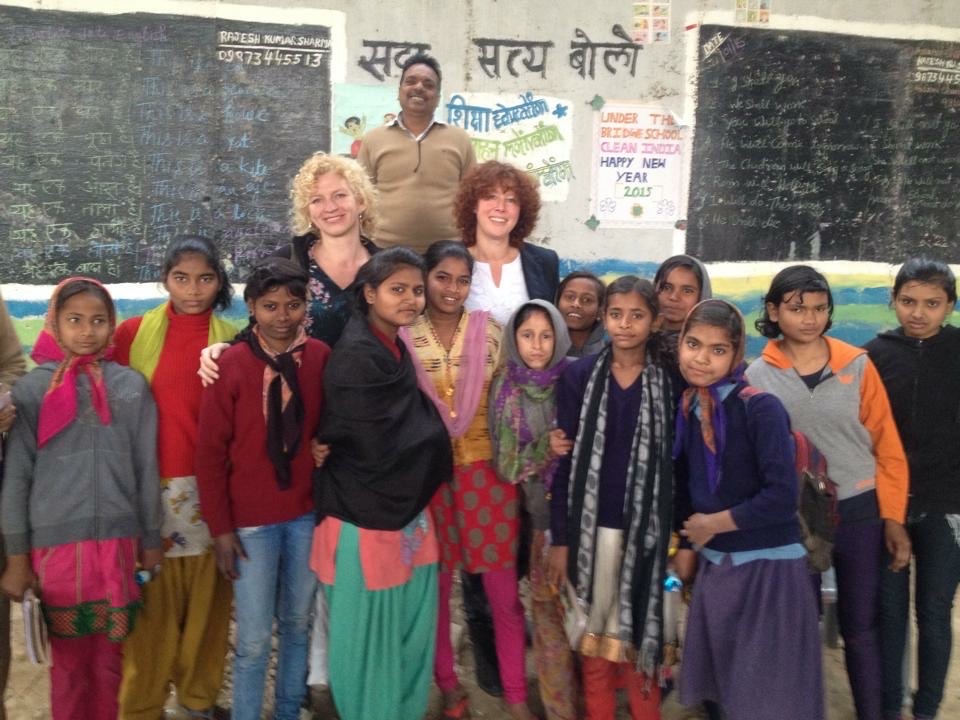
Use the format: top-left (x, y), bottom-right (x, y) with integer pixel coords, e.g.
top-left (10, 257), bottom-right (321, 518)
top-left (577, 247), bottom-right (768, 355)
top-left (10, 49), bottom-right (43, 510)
top-left (425, 311), bottom-right (463, 415)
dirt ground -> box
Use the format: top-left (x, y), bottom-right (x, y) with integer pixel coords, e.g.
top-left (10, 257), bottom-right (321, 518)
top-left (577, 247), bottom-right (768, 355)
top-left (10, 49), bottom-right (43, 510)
top-left (5, 595), bottom-right (958, 719)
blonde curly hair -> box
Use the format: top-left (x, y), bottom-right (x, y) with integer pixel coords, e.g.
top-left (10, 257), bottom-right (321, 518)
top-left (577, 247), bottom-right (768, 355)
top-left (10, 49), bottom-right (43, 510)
top-left (289, 153), bottom-right (380, 237)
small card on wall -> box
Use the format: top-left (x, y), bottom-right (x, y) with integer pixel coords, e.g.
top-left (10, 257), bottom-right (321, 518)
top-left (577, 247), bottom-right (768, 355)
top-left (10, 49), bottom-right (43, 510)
top-left (735, 0), bottom-right (771, 24)
top-left (632, 1), bottom-right (671, 45)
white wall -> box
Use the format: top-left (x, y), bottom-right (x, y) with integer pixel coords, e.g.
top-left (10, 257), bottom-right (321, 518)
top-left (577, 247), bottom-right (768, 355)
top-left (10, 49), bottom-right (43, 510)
top-left (222, 0), bottom-right (960, 265)
top-left (1, 0), bottom-right (958, 321)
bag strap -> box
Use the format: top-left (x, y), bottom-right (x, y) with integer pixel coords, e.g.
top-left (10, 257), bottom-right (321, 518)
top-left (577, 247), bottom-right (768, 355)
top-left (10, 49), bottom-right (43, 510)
top-left (739, 385), bottom-right (805, 473)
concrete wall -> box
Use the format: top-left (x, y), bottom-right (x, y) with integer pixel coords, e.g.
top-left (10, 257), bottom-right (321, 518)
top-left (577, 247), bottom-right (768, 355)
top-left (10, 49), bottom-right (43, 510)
top-left (2, 0), bottom-right (959, 350)
top-left (258, 0), bottom-right (960, 266)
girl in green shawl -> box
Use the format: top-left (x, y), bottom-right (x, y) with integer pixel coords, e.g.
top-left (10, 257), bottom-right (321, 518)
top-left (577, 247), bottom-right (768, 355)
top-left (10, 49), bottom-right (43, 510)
top-left (490, 299), bottom-right (578, 720)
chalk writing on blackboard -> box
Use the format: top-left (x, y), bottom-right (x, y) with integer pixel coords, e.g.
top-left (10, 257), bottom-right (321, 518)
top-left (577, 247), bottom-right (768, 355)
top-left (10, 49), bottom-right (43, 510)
top-left (687, 25), bottom-right (960, 263)
top-left (216, 30), bottom-right (330, 67)
top-left (914, 52), bottom-right (960, 87)
top-left (0, 6), bottom-right (334, 284)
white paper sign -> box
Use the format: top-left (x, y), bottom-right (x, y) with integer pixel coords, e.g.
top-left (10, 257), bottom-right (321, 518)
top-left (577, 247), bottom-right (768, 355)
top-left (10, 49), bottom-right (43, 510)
top-left (590, 103), bottom-right (684, 228)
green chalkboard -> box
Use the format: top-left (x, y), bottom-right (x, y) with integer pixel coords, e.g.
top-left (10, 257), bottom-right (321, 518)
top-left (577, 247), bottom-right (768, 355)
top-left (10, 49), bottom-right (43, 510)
top-left (0, 5), bottom-right (333, 282)
top-left (687, 25), bottom-right (960, 263)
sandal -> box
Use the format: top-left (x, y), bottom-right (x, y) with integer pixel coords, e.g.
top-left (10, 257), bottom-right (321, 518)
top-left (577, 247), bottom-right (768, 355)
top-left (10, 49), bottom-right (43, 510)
top-left (442, 695), bottom-right (471, 719)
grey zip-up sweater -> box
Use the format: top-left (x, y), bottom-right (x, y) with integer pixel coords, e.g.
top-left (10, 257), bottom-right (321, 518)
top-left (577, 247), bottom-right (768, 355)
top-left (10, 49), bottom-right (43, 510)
top-left (567, 321), bottom-right (607, 359)
top-left (1, 362), bottom-right (162, 555)
top-left (745, 336), bottom-right (908, 523)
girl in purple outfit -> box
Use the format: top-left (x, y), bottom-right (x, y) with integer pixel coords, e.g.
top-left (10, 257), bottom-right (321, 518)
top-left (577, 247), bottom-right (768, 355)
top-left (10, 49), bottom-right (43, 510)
top-left (673, 299), bottom-right (823, 720)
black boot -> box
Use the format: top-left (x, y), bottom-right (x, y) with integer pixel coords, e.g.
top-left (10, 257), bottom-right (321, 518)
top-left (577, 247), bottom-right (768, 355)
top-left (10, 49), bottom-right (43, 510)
top-left (704, 700), bottom-right (727, 720)
top-left (461, 571), bottom-right (503, 697)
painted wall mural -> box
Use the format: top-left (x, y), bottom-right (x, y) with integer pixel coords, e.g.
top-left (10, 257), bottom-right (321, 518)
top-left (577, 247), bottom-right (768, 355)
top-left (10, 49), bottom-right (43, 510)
top-left (445, 91), bottom-right (575, 201)
top-left (6, 260), bottom-right (953, 362)
top-left (331, 83), bottom-right (398, 157)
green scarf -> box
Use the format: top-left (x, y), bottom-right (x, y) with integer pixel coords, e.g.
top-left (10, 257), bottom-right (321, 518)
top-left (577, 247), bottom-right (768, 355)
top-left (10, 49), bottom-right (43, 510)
top-left (129, 302), bottom-right (237, 383)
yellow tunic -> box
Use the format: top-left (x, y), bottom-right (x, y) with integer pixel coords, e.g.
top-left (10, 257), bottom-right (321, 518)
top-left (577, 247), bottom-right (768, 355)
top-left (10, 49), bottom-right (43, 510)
top-left (406, 312), bottom-right (502, 465)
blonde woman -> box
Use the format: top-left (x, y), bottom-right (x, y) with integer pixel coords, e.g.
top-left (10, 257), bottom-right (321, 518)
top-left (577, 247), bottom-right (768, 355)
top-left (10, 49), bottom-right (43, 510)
top-left (277, 152), bottom-right (381, 346)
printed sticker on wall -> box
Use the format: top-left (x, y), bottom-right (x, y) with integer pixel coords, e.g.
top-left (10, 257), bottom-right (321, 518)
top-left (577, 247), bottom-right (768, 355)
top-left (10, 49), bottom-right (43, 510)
top-left (589, 102), bottom-right (684, 229)
top-left (445, 91), bottom-right (574, 202)
top-left (735, 0), bottom-right (771, 24)
top-left (632, 1), bottom-right (671, 45)
top-left (331, 84), bottom-right (399, 158)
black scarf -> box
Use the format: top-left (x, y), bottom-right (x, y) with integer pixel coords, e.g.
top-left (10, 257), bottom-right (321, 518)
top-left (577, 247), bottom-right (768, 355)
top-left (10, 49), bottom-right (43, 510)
top-left (566, 348), bottom-right (674, 673)
top-left (314, 312), bottom-right (453, 530)
top-left (245, 330), bottom-right (306, 490)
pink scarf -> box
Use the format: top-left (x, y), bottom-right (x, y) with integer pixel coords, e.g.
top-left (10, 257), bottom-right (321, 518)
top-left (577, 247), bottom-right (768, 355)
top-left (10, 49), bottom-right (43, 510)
top-left (400, 310), bottom-right (490, 438)
top-left (31, 277), bottom-right (115, 448)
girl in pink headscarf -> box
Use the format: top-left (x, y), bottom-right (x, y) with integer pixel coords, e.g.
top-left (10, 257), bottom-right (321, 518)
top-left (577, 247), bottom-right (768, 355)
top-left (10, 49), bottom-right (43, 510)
top-left (0, 277), bottom-right (162, 720)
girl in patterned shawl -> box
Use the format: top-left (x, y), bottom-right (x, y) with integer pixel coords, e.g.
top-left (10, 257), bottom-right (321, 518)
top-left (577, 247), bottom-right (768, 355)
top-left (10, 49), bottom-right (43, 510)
top-left (490, 299), bottom-right (578, 720)
top-left (401, 240), bottom-right (536, 720)
top-left (547, 276), bottom-right (674, 720)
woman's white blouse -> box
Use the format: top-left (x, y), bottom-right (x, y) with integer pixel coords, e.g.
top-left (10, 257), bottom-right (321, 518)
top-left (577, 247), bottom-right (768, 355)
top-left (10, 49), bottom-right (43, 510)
top-left (465, 255), bottom-right (530, 325)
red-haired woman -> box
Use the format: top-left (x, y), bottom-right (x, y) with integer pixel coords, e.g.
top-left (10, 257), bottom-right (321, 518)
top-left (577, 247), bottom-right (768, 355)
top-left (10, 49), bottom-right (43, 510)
top-left (458, 161), bottom-right (559, 325)
top-left (450, 162), bottom-right (565, 717)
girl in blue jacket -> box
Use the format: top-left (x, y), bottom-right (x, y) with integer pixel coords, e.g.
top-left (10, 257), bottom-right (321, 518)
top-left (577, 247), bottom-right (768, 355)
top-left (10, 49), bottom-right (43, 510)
top-left (673, 299), bottom-right (823, 720)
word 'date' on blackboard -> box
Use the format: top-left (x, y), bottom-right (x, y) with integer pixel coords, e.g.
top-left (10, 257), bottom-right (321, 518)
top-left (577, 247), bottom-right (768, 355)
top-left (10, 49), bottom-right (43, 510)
top-left (687, 25), bottom-right (960, 263)
top-left (0, 5), bottom-right (334, 283)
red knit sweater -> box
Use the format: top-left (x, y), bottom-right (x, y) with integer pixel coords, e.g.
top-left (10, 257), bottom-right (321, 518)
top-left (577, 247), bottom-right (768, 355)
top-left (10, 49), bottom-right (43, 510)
top-left (114, 307), bottom-right (214, 478)
top-left (195, 338), bottom-right (329, 537)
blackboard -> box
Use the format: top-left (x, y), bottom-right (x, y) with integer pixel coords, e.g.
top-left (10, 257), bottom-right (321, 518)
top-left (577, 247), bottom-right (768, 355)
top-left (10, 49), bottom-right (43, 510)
top-left (0, 6), bottom-right (334, 283)
top-left (687, 25), bottom-right (960, 263)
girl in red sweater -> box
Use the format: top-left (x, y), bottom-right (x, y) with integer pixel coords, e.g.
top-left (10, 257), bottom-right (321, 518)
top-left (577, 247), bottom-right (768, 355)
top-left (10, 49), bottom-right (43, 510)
top-left (113, 235), bottom-right (237, 720)
top-left (196, 257), bottom-right (330, 720)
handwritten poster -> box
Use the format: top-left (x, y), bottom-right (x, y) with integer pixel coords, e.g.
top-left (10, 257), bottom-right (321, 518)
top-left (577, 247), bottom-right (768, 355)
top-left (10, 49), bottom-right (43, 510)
top-left (590, 102), bottom-right (683, 228)
top-left (444, 91), bottom-right (574, 202)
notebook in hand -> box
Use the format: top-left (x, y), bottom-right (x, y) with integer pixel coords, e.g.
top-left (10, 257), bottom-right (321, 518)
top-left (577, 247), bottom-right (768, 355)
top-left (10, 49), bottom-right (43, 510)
top-left (22, 589), bottom-right (50, 665)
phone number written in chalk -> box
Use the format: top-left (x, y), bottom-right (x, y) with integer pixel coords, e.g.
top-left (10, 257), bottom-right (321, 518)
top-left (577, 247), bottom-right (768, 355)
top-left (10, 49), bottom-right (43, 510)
top-left (217, 48), bottom-right (325, 67)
